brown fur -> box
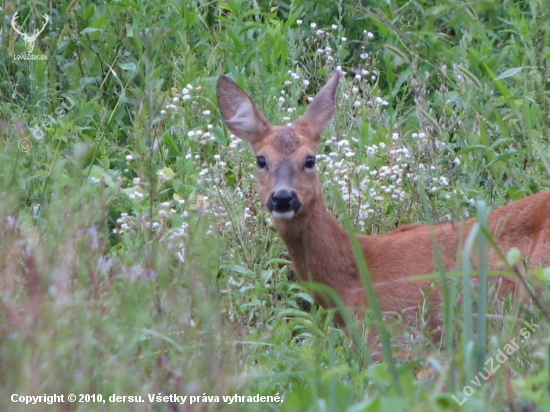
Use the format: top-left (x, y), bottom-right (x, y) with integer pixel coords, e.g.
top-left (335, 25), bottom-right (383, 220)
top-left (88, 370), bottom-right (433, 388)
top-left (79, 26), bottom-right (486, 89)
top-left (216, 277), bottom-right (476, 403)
top-left (217, 72), bottom-right (550, 348)
top-left (272, 129), bottom-right (300, 155)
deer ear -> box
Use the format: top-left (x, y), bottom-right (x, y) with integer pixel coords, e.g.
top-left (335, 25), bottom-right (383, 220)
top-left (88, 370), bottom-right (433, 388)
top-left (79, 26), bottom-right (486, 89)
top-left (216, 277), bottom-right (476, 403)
top-left (216, 75), bottom-right (270, 144)
top-left (293, 71), bottom-right (340, 142)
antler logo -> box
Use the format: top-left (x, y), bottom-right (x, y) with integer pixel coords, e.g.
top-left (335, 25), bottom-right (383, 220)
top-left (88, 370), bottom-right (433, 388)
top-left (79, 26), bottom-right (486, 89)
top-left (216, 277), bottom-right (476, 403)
top-left (11, 11), bottom-right (49, 54)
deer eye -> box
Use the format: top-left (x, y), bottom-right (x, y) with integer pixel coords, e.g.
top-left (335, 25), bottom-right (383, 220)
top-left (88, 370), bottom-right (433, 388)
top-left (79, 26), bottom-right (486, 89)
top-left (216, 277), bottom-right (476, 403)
top-left (256, 156), bottom-right (267, 169)
top-left (304, 156), bottom-right (316, 169)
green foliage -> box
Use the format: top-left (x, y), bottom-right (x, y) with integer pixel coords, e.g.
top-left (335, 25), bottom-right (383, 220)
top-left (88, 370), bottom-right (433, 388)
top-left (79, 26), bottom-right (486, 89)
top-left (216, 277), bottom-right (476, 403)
top-left (0, 0), bottom-right (549, 411)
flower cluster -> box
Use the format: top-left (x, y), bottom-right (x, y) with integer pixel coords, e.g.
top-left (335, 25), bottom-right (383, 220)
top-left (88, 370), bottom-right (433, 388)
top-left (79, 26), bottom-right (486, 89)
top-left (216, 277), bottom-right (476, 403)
top-left (317, 132), bottom-right (414, 229)
top-left (161, 84), bottom-right (198, 114)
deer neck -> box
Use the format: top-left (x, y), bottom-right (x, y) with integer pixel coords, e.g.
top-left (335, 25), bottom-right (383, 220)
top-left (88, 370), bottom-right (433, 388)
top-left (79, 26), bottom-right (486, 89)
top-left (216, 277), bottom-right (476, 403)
top-left (273, 189), bottom-right (359, 301)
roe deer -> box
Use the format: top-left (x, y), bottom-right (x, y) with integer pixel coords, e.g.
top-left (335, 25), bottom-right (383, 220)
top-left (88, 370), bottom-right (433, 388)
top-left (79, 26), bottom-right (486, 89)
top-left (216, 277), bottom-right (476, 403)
top-left (216, 71), bottom-right (550, 345)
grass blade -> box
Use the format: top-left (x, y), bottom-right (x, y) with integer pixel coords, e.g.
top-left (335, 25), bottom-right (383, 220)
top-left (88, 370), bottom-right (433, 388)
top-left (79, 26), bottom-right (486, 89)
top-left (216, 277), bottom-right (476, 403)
top-left (475, 201), bottom-right (488, 372)
top-left (462, 222), bottom-right (479, 381)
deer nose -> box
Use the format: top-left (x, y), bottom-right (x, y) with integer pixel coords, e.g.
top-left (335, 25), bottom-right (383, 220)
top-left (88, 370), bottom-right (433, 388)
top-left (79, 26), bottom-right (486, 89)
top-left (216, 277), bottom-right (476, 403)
top-left (269, 189), bottom-right (300, 212)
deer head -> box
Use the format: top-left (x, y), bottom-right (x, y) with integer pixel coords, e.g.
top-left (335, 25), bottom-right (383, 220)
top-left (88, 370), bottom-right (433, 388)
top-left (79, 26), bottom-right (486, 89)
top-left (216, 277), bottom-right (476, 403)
top-left (216, 72), bottom-right (340, 221)
top-left (11, 12), bottom-right (49, 54)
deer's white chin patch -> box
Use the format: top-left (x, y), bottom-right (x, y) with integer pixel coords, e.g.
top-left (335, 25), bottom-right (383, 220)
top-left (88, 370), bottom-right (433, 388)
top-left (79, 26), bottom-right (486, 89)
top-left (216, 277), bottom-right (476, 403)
top-left (272, 210), bottom-right (295, 220)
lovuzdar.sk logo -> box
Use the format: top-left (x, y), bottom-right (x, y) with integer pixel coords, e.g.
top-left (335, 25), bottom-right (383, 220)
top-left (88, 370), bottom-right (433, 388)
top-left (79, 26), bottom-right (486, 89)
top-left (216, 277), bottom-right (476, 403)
top-left (11, 11), bottom-right (49, 60)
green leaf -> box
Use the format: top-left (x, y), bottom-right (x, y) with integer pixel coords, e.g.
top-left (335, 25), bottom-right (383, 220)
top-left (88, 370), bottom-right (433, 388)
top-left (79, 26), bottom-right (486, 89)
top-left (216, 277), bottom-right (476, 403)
top-left (87, 165), bottom-right (116, 188)
top-left (118, 62), bottom-right (137, 72)
top-left (157, 167), bottom-right (175, 180)
top-left (265, 258), bottom-right (292, 266)
top-left (225, 264), bottom-right (254, 276)
top-left (80, 27), bottom-right (103, 34)
top-left (162, 132), bottom-right (181, 156)
top-left (495, 67), bottom-right (524, 80)
top-left (277, 309), bottom-right (312, 319)
top-left (455, 145), bottom-right (487, 155)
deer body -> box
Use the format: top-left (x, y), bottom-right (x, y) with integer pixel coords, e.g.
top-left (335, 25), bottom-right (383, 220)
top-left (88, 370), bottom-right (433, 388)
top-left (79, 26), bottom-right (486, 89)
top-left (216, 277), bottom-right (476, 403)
top-left (217, 72), bottom-right (550, 333)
